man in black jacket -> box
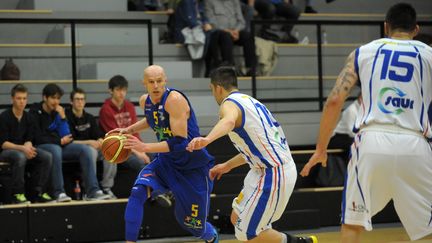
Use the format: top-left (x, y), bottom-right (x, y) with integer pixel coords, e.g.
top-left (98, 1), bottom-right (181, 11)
top-left (30, 83), bottom-right (109, 202)
top-left (65, 88), bottom-right (114, 198)
top-left (0, 84), bottom-right (53, 204)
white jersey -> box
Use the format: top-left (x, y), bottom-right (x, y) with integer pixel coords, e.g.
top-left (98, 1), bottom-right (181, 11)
top-left (354, 38), bottom-right (432, 138)
top-left (223, 92), bottom-right (294, 169)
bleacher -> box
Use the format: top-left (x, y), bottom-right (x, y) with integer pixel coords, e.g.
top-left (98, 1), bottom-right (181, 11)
top-left (1, 0), bottom-right (431, 242)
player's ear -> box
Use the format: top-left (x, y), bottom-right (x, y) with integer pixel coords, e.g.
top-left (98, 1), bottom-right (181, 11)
top-left (384, 22), bottom-right (390, 37)
top-left (412, 24), bottom-right (420, 38)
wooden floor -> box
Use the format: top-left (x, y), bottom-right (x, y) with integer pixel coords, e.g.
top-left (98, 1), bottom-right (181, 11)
top-left (132, 225), bottom-right (432, 243)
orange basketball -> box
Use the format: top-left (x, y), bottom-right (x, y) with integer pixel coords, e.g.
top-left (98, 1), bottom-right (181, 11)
top-left (101, 132), bottom-right (131, 164)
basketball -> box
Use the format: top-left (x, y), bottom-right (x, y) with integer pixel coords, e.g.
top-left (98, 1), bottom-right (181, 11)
top-left (101, 132), bottom-right (131, 164)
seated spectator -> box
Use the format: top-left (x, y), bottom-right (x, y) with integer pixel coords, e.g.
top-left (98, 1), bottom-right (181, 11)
top-left (205, 0), bottom-right (257, 76)
top-left (30, 83), bottom-right (109, 202)
top-left (0, 84), bottom-right (53, 204)
top-left (99, 75), bottom-right (172, 206)
top-left (174, 0), bottom-right (226, 76)
top-left (304, 0), bottom-right (336, 13)
top-left (255, 0), bottom-right (300, 43)
top-left (65, 88), bottom-right (116, 199)
top-left (128, 0), bottom-right (163, 11)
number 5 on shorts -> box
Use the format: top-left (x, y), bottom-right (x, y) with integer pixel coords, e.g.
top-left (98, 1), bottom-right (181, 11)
top-left (191, 204), bottom-right (199, 217)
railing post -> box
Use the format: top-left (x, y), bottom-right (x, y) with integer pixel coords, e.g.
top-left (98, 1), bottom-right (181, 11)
top-left (70, 21), bottom-right (78, 90)
top-left (147, 20), bottom-right (153, 65)
top-left (316, 23), bottom-right (324, 111)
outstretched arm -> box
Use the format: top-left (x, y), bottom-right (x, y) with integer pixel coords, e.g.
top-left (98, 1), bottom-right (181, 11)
top-left (301, 50), bottom-right (359, 177)
top-left (186, 100), bottom-right (241, 151)
top-left (210, 154), bottom-right (246, 180)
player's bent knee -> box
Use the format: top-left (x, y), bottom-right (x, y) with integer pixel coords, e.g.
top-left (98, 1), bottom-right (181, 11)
top-left (129, 185), bottom-right (149, 202)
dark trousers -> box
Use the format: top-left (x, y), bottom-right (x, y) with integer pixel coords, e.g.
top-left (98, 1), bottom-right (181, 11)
top-left (206, 29), bottom-right (256, 74)
top-left (0, 148), bottom-right (52, 195)
top-left (254, 0), bottom-right (300, 33)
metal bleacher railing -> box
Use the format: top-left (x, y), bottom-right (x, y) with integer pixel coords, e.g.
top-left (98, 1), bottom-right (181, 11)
top-left (0, 17), bottom-right (154, 109)
top-left (250, 19), bottom-right (432, 111)
top-left (0, 17), bottom-right (431, 112)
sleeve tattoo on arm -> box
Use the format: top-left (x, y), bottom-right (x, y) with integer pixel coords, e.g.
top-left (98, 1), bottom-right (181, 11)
top-left (329, 51), bottom-right (358, 99)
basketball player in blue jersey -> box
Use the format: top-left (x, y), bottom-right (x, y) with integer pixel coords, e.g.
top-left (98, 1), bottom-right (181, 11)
top-left (187, 66), bottom-right (317, 243)
top-left (300, 3), bottom-right (432, 243)
top-left (116, 65), bottom-right (219, 243)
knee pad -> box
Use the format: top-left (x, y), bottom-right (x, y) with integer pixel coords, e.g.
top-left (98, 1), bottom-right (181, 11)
top-left (129, 185), bottom-right (148, 203)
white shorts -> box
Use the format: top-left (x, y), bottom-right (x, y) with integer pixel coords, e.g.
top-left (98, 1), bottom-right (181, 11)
top-left (342, 129), bottom-right (432, 240)
top-left (232, 163), bottom-right (297, 241)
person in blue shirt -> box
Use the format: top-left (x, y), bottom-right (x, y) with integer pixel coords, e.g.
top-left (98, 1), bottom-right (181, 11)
top-left (112, 65), bottom-right (218, 243)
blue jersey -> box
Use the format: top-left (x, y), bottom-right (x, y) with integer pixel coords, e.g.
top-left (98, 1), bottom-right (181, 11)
top-left (144, 88), bottom-right (214, 170)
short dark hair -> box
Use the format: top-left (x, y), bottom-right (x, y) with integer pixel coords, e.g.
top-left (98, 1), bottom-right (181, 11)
top-left (70, 87), bottom-right (86, 101)
top-left (11, 84), bottom-right (27, 97)
top-left (42, 83), bottom-right (64, 98)
top-left (210, 66), bottom-right (238, 90)
top-left (108, 75), bottom-right (128, 90)
top-left (385, 3), bottom-right (417, 32)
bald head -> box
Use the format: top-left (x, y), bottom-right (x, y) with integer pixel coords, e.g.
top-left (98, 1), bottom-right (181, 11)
top-left (144, 65), bottom-right (166, 80)
top-left (142, 65), bottom-right (168, 102)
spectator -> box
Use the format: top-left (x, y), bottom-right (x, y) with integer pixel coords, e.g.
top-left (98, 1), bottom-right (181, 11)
top-left (99, 75), bottom-right (171, 206)
top-left (65, 88), bottom-right (116, 199)
top-left (205, 0), bottom-right (257, 76)
top-left (128, 0), bottom-right (163, 11)
top-left (255, 0), bottom-right (300, 43)
top-left (0, 84), bottom-right (53, 204)
top-left (304, 0), bottom-right (336, 13)
top-left (30, 83), bottom-right (109, 202)
top-left (174, 0), bottom-right (217, 76)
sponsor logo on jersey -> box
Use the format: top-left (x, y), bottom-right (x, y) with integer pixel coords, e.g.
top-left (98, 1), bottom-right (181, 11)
top-left (349, 201), bottom-right (369, 213)
top-left (378, 87), bottom-right (414, 115)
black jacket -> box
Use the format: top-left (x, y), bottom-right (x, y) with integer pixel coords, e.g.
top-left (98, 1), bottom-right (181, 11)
top-left (0, 108), bottom-right (36, 152)
top-left (65, 108), bottom-right (104, 141)
top-left (29, 102), bottom-right (69, 145)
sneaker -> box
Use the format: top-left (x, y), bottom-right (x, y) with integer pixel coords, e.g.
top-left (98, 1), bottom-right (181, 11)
top-left (84, 190), bottom-right (111, 201)
top-left (205, 227), bottom-right (219, 243)
top-left (11, 193), bottom-right (28, 204)
top-left (298, 235), bottom-right (318, 243)
top-left (34, 193), bottom-right (55, 203)
top-left (56, 192), bottom-right (72, 202)
top-left (153, 193), bottom-right (172, 208)
top-left (102, 188), bottom-right (117, 199)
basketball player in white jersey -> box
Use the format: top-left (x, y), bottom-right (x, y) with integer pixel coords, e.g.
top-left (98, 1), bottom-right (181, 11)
top-left (187, 66), bottom-right (317, 243)
top-left (300, 3), bottom-right (432, 242)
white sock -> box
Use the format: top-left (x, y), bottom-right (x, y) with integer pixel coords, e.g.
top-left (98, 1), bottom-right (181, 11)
top-left (281, 232), bottom-right (287, 243)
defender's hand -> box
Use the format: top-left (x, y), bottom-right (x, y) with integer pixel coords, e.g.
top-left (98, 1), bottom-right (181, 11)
top-left (300, 149), bottom-right (328, 177)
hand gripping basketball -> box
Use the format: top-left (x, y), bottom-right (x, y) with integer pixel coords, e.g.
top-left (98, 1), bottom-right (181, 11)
top-left (101, 132), bottom-right (132, 164)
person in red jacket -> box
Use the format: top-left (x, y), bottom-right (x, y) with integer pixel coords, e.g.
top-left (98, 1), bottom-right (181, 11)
top-left (99, 75), bottom-right (172, 206)
top-left (99, 75), bottom-right (149, 198)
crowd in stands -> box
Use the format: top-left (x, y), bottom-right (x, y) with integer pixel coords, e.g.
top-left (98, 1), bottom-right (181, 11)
top-left (129, 0), bottom-right (315, 76)
top-left (0, 76), bottom-right (172, 205)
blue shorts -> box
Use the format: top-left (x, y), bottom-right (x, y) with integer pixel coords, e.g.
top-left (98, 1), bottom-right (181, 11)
top-left (134, 156), bottom-right (214, 236)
